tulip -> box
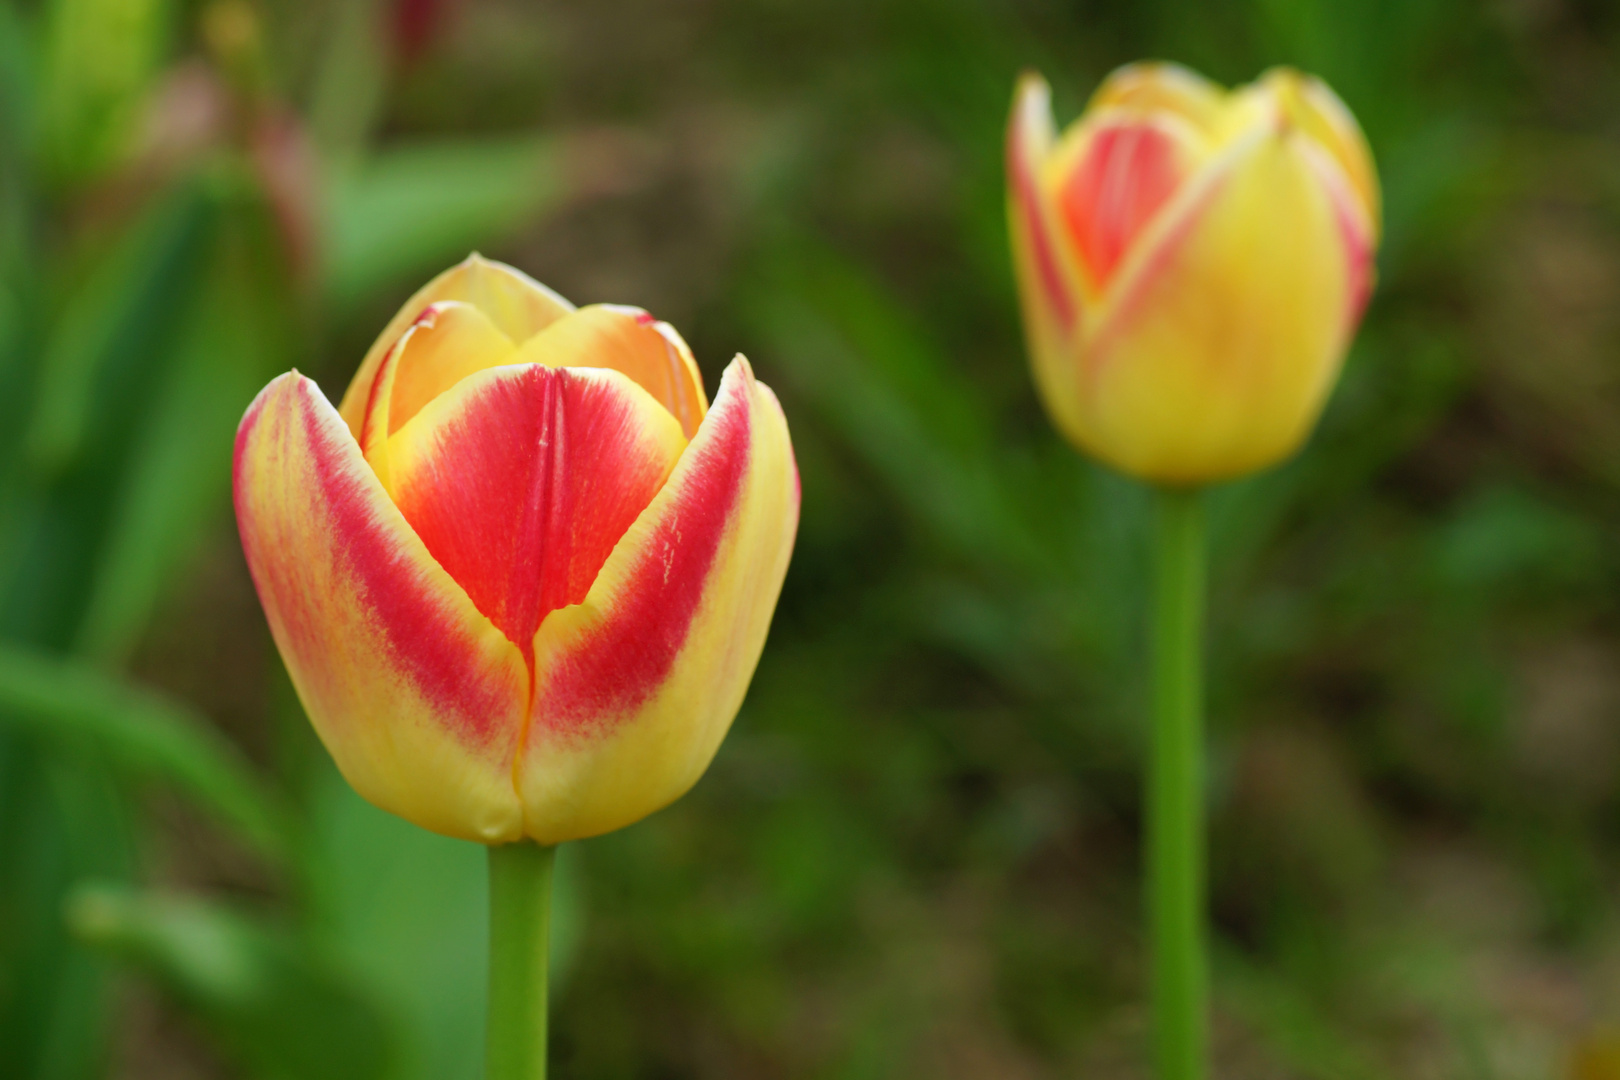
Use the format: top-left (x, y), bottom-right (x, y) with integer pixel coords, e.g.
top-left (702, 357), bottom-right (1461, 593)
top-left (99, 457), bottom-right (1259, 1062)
top-left (1007, 62), bottom-right (1379, 483)
top-left (233, 254), bottom-right (799, 847)
top-left (1007, 62), bottom-right (1381, 1080)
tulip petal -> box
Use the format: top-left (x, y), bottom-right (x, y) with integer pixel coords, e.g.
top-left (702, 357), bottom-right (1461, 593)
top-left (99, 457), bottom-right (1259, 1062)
top-left (1008, 73), bottom-right (1093, 449)
top-left (359, 301), bottom-right (519, 488)
top-left (1008, 73), bottom-right (1080, 328)
top-left (338, 254), bottom-right (573, 439)
top-left (517, 357), bottom-right (798, 844)
top-left (382, 363), bottom-right (688, 667)
top-left (509, 304), bottom-right (709, 438)
top-left (1259, 68), bottom-right (1380, 237)
top-left (1089, 61), bottom-right (1227, 135)
top-left (234, 373), bottom-right (528, 842)
top-left (1082, 126), bottom-right (1360, 482)
top-left (1050, 115), bottom-right (1201, 287)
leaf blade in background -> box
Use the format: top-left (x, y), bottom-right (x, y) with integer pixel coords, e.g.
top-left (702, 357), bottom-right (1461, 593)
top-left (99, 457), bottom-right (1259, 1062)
top-left (0, 644), bottom-right (289, 864)
top-left (35, 0), bottom-right (173, 184)
top-left (324, 136), bottom-right (567, 314)
top-left (66, 881), bottom-right (397, 1080)
top-left (0, 747), bottom-right (135, 1080)
top-left (75, 175), bottom-right (296, 663)
top-left (25, 180), bottom-right (213, 478)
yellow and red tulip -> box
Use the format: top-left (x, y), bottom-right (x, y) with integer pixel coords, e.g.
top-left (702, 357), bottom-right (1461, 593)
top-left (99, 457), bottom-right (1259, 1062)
top-left (234, 255), bottom-right (799, 845)
top-left (1007, 63), bottom-right (1380, 483)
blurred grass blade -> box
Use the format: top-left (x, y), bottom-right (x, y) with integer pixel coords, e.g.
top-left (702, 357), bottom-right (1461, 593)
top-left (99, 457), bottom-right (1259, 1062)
top-left (0, 747), bottom-right (135, 1080)
top-left (36, 0), bottom-right (173, 184)
top-left (67, 882), bottom-right (397, 1080)
top-left (324, 136), bottom-right (565, 312)
top-left (0, 1), bottom-right (32, 267)
top-left (27, 181), bottom-right (212, 476)
top-left (750, 239), bottom-right (1049, 576)
top-left (0, 645), bottom-right (288, 862)
top-left (76, 187), bottom-right (295, 663)
top-left (307, 0), bottom-right (389, 161)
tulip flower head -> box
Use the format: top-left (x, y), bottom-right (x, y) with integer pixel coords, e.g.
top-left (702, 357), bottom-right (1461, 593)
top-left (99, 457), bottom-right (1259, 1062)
top-left (234, 256), bottom-right (799, 844)
top-left (1008, 63), bottom-right (1379, 483)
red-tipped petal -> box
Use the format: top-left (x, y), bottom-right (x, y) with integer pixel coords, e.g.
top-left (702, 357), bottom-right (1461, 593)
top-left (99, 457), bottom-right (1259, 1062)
top-left (383, 363), bottom-right (688, 665)
top-left (1007, 73), bottom-right (1078, 330)
top-left (1008, 72), bottom-right (1095, 451)
top-left (517, 357), bottom-right (799, 843)
top-left (234, 373), bottom-right (528, 842)
top-left (509, 304), bottom-right (709, 439)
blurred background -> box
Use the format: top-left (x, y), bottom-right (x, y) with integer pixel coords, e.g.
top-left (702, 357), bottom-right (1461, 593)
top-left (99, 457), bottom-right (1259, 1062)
top-left (2, 0), bottom-right (1619, 1077)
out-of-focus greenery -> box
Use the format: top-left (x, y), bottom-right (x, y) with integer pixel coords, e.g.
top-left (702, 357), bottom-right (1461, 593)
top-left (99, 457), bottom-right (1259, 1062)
top-left (1, 0), bottom-right (1618, 1077)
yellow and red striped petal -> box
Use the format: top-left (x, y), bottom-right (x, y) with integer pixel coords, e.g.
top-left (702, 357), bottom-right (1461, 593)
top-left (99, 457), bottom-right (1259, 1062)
top-left (517, 357), bottom-right (799, 844)
top-left (384, 363), bottom-right (688, 666)
top-left (359, 301), bottom-right (519, 490)
top-left (338, 254), bottom-right (573, 439)
top-left (1008, 72), bottom-right (1092, 450)
top-left (1257, 68), bottom-right (1380, 238)
top-left (234, 373), bottom-right (528, 843)
top-left (1080, 124), bottom-right (1364, 482)
top-left (1049, 113), bottom-right (1203, 288)
top-left (508, 304), bottom-right (709, 439)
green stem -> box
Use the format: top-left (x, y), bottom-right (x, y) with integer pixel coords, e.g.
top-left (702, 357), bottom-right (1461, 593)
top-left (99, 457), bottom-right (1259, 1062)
top-left (487, 841), bottom-right (556, 1080)
top-left (1149, 486), bottom-right (1207, 1080)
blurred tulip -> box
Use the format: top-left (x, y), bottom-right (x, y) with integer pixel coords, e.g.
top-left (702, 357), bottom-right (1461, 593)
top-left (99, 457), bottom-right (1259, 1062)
top-left (1007, 63), bottom-right (1379, 483)
top-left (234, 255), bottom-right (799, 844)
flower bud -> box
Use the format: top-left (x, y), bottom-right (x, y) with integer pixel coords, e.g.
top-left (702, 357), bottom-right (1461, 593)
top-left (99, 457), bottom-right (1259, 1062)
top-left (1008, 63), bottom-right (1379, 483)
top-left (234, 255), bottom-right (799, 844)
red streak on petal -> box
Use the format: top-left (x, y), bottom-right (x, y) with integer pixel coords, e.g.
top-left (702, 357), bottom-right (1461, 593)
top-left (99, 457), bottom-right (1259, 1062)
top-left (536, 385), bottom-right (752, 735)
top-left (1082, 170), bottom-right (1225, 381)
top-left (390, 367), bottom-right (679, 671)
top-left (1333, 195), bottom-right (1375, 336)
top-left (1008, 122), bottom-right (1077, 330)
top-left (1059, 123), bottom-right (1183, 286)
top-left (234, 379), bottom-right (512, 745)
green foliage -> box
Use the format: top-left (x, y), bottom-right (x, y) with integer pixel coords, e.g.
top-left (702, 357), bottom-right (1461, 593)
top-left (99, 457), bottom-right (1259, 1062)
top-left (0, 644), bottom-right (289, 861)
top-left (36, 0), bottom-right (173, 182)
top-left (66, 882), bottom-right (395, 1080)
top-left (3, 0), bottom-right (1620, 1077)
top-left (325, 136), bottom-right (566, 313)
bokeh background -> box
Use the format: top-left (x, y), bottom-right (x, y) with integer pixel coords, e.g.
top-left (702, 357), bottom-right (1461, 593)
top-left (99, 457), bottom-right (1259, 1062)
top-left (3, 0), bottom-right (1620, 1077)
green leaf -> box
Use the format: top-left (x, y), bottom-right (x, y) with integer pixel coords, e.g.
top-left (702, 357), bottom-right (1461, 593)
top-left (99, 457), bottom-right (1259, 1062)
top-left (35, 0), bottom-right (173, 184)
top-left (75, 184), bottom-right (296, 662)
top-left (0, 644), bottom-right (289, 863)
top-left (324, 136), bottom-right (566, 313)
top-left (0, 746), bottom-right (135, 1080)
top-left (66, 882), bottom-right (397, 1080)
top-left (26, 182), bottom-right (213, 477)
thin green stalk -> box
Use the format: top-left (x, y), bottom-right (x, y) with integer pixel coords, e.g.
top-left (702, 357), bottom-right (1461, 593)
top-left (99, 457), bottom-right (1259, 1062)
top-left (487, 841), bottom-right (556, 1080)
top-left (1149, 486), bottom-right (1207, 1080)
